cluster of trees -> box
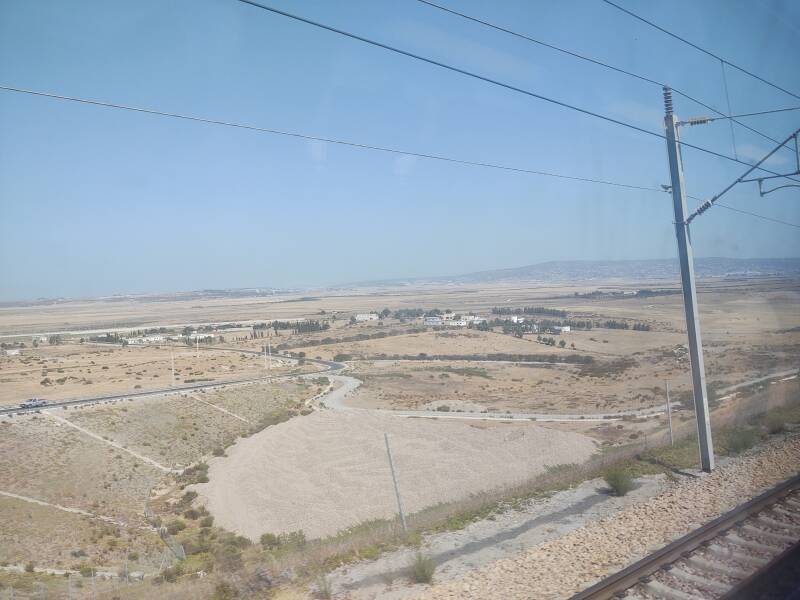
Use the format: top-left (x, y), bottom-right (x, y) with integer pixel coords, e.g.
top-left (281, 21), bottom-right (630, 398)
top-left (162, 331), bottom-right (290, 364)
top-left (358, 352), bottom-right (593, 364)
top-left (48, 335), bottom-right (63, 345)
top-left (0, 341), bottom-right (25, 349)
top-left (604, 320), bottom-right (652, 330)
top-left (491, 306), bottom-right (567, 317)
top-left (90, 332), bottom-right (120, 343)
top-left (267, 320), bottom-right (330, 334)
top-left (536, 335), bottom-right (568, 348)
top-left (393, 308), bottom-right (425, 320)
top-left (634, 289), bottom-right (680, 298)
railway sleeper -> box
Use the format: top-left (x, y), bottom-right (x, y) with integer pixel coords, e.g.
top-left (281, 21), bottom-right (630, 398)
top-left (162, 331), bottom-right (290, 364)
top-left (706, 543), bottom-right (766, 569)
top-left (741, 523), bottom-right (797, 544)
top-left (686, 555), bottom-right (741, 579)
top-left (755, 514), bottom-right (800, 534)
top-left (771, 505), bottom-right (800, 520)
top-left (643, 579), bottom-right (703, 600)
top-left (667, 566), bottom-right (729, 595)
top-left (724, 532), bottom-right (784, 554)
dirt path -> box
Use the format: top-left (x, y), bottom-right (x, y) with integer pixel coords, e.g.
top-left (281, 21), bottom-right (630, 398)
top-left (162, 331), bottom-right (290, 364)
top-left (0, 489), bottom-right (151, 530)
top-left (44, 411), bottom-right (177, 473)
top-left (189, 393), bottom-right (251, 424)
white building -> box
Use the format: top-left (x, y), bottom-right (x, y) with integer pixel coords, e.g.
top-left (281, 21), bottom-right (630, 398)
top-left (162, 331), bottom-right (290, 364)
top-left (510, 315), bottom-right (525, 324)
top-left (424, 316), bottom-right (443, 326)
top-left (554, 326), bottom-right (571, 333)
top-left (126, 335), bottom-right (165, 345)
top-left (355, 313), bottom-right (379, 322)
top-left (448, 319), bottom-right (468, 327)
top-left (2, 348), bottom-right (20, 356)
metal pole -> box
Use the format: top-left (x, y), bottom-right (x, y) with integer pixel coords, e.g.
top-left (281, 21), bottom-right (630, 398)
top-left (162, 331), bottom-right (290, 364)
top-left (665, 380), bottom-right (674, 446)
top-left (663, 86), bottom-right (714, 472)
top-left (171, 349), bottom-right (175, 388)
top-left (268, 338), bottom-right (272, 371)
top-left (384, 433), bottom-right (408, 534)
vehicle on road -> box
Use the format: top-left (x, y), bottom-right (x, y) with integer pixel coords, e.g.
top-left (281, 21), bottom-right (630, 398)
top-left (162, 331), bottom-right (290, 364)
top-left (19, 398), bottom-right (48, 409)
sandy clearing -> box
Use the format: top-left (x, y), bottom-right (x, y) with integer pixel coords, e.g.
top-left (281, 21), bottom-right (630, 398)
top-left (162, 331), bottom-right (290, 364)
top-left (194, 410), bottom-right (596, 540)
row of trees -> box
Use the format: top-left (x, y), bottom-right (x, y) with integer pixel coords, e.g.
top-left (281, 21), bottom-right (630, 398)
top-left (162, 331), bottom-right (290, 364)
top-left (491, 306), bottom-right (568, 317)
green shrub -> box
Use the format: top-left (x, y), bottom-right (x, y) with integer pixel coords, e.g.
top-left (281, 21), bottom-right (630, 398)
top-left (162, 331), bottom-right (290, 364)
top-left (166, 520), bottom-right (186, 535)
top-left (725, 428), bottom-right (759, 454)
top-left (184, 508), bottom-right (200, 520)
top-left (260, 533), bottom-right (280, 550)
top-left (213, 582), bottom-right (238, 600)
top-left (316, 575), bottom-right (332, 599)
top-left (409, 552), bottom-right (435, 584)
top-left (127, 552), bottom-right (139, 561)
top-left (765, 414), bottom-right (786, 434)
top-left (24, 562), bottom-right (34, 573)
top-left (604, 469), bottom-right (634, 496)
top-left (200, 516), bottom-right (214, 528)
top-left (212, 447), bottom-right (225, 457)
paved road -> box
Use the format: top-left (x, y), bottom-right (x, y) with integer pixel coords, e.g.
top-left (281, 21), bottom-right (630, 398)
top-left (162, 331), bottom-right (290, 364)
top-left (0, 349), bottom-right (344, 416)
top-left (320, 369), bottom-right (800, 423)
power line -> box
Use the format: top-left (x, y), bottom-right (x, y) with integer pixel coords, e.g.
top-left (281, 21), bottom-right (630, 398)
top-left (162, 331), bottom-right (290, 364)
top-left (714, 203), bottom-right (800, 229)
top-left (0, 84), bottom-right (661, 192)
top-left (600, 0), bottom-right (800, 102)
top-left (3, 85), bottom-right (796, 230)
top-left (233, 0), bottom-right (796, 181)
top-left (703, 106), bottom-right (800, 121)
top-left (414, 0), bottom-right (796, 155)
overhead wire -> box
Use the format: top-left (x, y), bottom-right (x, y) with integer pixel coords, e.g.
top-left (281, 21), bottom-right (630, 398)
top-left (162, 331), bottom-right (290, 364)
top-left (599, 0), bottom-right (800, 102)
top-left (413, 0), bottom-right (798, 157)
top-left (2, 84), bottom-right (796, 230)
top-left (233, 0), bottom-right (798, 182)
top-left (0, 84), bottom-right (666, 193)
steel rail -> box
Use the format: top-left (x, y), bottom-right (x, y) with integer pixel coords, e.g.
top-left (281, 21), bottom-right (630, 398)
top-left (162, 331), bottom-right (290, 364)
top-left (570, 472), bottom-right (800, 599)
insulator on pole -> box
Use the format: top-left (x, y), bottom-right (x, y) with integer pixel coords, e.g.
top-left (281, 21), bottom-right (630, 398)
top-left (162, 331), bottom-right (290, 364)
top-left (663, 86), bottom-right (673, 116)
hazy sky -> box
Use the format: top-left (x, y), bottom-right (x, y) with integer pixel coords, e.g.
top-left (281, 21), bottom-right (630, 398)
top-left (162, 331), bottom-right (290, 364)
top-left (1, 0), bottom-right (799, 300)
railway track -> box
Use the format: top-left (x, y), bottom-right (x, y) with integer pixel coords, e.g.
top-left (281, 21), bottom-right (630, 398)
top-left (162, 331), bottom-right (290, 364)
top-left (572, 473), bottom-right (800, 600)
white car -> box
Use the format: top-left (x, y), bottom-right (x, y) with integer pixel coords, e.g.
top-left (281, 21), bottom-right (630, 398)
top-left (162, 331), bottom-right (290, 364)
top-left (20, 398), bottom-right (48, 409)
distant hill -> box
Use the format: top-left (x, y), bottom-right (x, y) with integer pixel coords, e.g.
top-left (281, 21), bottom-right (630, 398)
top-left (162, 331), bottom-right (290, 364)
top-left (358, 258), bottom-right (800, 286)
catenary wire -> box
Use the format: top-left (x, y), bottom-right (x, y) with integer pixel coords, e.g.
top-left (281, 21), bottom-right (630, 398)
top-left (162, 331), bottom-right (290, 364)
top-left (2, 84), bottom-right (796, 230)
top-left (600, 0), bottom-right (800, 102)
top-left (0, 84), bottom-right (664, 193)
top-left (232, 0), bottom-right (798, 182)
top-left (703, 106), bottom-right (800, 121)
top-left (414, 0), bottom-right (797, 155)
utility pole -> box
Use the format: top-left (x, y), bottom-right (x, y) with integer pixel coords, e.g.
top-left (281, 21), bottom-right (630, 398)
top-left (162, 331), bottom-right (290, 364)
top-left (663, 86), bottom-right (714, 472)
top-left (268, 337), bottom-right (272, 371)
top-left (665, 380), bottom-right (674, 446)
top-left (384, 433), bottom-right (408, 534)
top-left (171, 349), bottom-right (176, 388)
